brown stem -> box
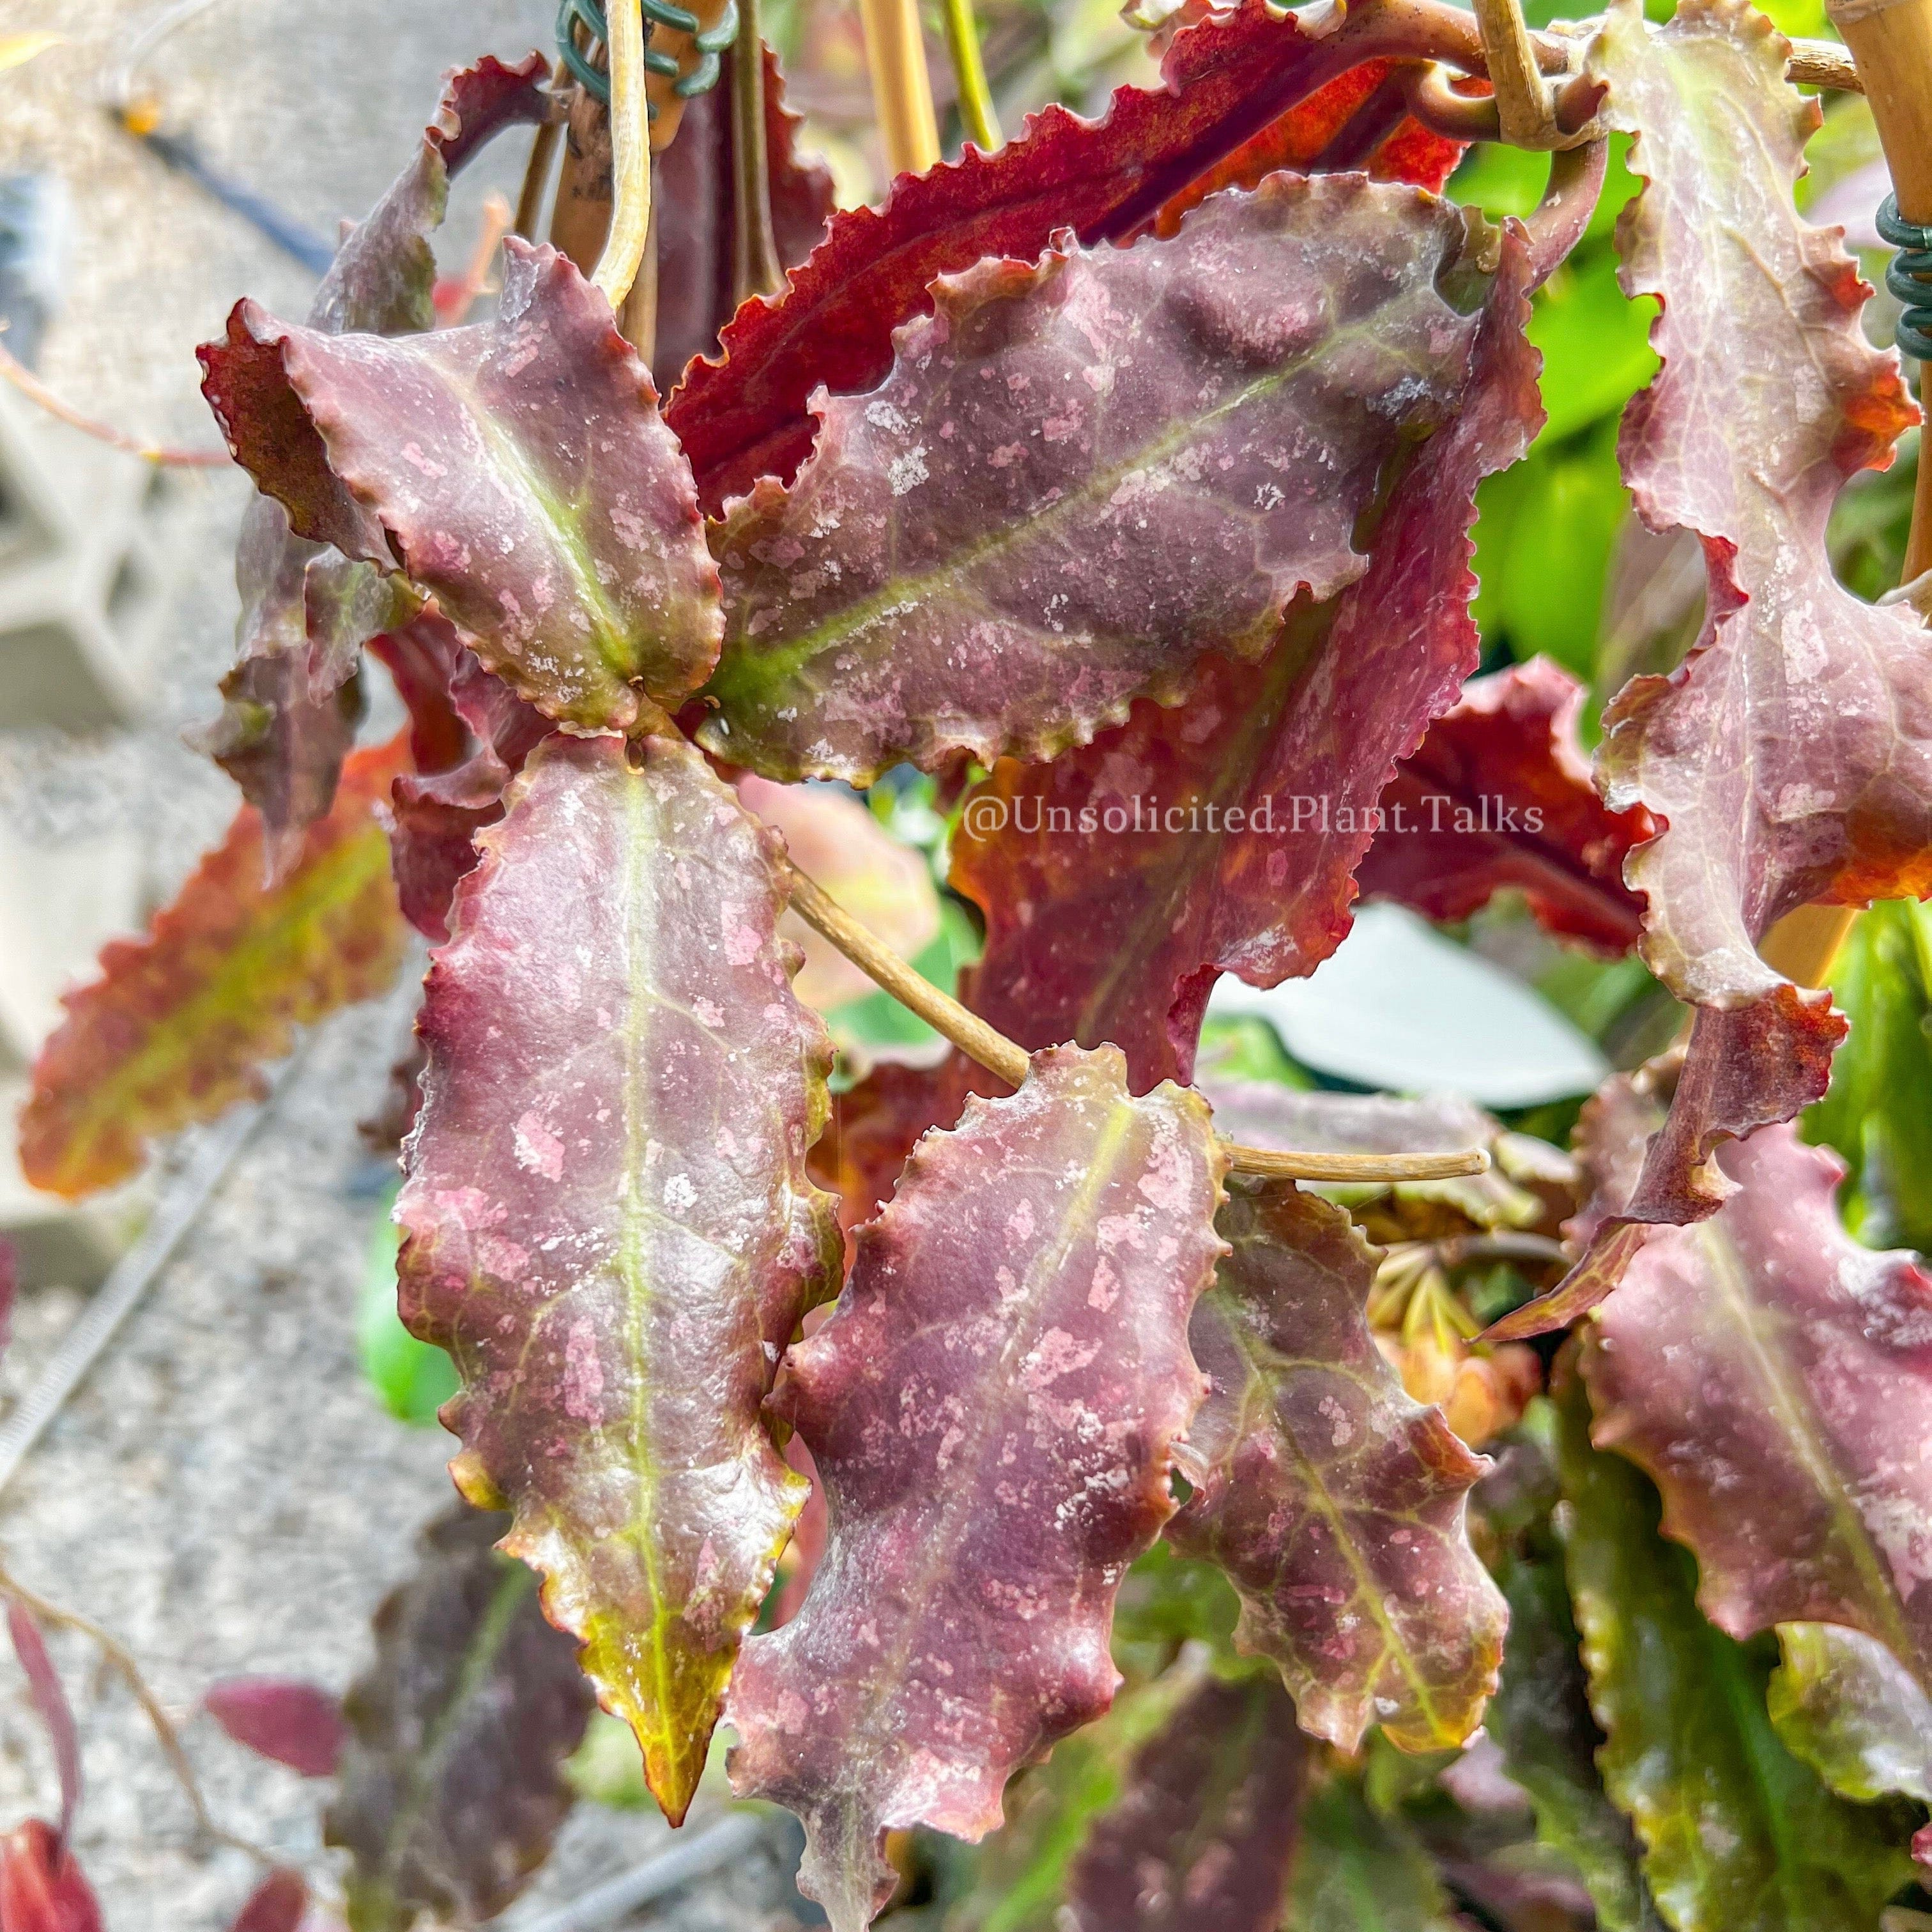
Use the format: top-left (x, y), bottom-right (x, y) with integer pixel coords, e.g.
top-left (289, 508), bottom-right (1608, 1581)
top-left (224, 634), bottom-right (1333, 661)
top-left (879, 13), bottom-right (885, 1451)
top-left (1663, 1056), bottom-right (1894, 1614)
top-left (1473, 0), bottom-right (1560, 146)
top-left (783, 865), bottom-right (1490, 1184)
top-left (0, 1563), bottom-right (273, 1867)
top-left (730, 10), bottom-right (785, 303)
top-left (514, 111), bottom-right (564, 241)
top-left (0, 336), bottom-right (227, 467)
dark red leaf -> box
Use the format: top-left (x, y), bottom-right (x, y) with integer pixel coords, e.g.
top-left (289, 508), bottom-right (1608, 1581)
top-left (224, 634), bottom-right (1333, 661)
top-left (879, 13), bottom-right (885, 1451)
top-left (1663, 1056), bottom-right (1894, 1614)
top-left (204, 1676), bottom-right (347, 1779)
top-left (226, 1869), bottom-right (308, 1932)
top-left (0, 1821), bottom-right (102, 1932)
top-left (1358, 657), bottom-right (1651, 954)
top-left (380, 623), bottom-right (552, 942)
top-left (1171, 1181), bottom-right (1505, 1751)
top-left (325, 1505), bottom-right (594, 1931)
top-left (399, 734), bottom-right (841, 1820)
top-left (654, 43), bottom-right (836, 385)
top-left (666, 0), bottom-right (1471, 512)
top-left (195, 54), bottom-right (551, 880)
top-left (949, 229), bottom-right (1542, 1090)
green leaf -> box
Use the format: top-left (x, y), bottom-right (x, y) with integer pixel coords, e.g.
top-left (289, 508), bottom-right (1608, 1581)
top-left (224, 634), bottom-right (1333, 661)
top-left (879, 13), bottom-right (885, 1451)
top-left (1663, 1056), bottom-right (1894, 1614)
top-left (357, 1188), bottom-right (458, 1428)
top-left (1282, 1775), bottom-right (1460, 1932)
top-left (1552, 1368), bottom-right (1916, 1932)
top-left (1496, 421), bottom-right (1631, 683)
top-left (1527, 248), bottom-right (1659, 445)
top-left (1803, 900), bottom-right (1932, 1253)
top-left (1489, 1531), bottom-right (1662, 1929)
top-left (1768, 1622), bottom-right (1932, 1809)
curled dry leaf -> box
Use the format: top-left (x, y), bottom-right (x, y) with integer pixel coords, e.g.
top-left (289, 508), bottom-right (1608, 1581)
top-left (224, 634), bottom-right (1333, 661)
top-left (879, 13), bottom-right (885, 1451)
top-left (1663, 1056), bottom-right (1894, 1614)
top-left (1061, 1669), bottom-right (1309, 1932)
top-left (203, 243), bottom-right (720, 735)
top-left (1578, 1123), bottom-right (1932, 1706)
top-left (667, 0), bottom-right (1462, 511)
top-left (19, 733), bottom-right (411, 1199)
top-left (195, 53), bottom-right (551, 878)
top-left (949, 226), bottom-right (1540, 1089)
top-left (702, 174), bottom-right (1494, 787)
top-left (736, 776), bottom-right (940, 1010)
top-left (1358, 656), bottom-right (1650, 954)
top-left (1568, 0), bottom-right (1928, 1272)
top-left (325, 1504), bottom-right (594, 1932)
top-left (728, 1045), bottom-right (1227, 1932)
top-left (397, 733), bottom-right (841, 1821)
top-left (204, 1676), bottom-right (347, 1779)
top-left (1552, 1367), bottom-right (1916, 1932)
top-left (1170, 1179), bottom-right (1506, 1753)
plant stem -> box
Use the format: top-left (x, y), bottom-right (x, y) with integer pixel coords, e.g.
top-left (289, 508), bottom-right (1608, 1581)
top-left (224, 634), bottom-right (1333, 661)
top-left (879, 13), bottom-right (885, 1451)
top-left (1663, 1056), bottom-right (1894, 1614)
top-left (783, 864), bottom-right (1489, 1184)
top-left (1472, 0), bottom-right (1560, 147)
top-left (857, 0), bottom-right (939, 176)
top-left (594, 0), bottom-right (653, 310)
top-left (940, 0), bottom-right (1001, 151)
top-left (514, 111), bottom-right (563, 241)
top-left (0, 1563), bottom-right (272, 1867)
top-left (731, 0), bottom-right (785, 303)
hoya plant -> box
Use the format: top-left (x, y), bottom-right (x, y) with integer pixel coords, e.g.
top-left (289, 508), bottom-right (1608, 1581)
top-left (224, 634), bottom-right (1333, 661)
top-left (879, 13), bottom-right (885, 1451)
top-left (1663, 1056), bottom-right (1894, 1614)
top-left (10, 0), bottom-right (1932, 1922)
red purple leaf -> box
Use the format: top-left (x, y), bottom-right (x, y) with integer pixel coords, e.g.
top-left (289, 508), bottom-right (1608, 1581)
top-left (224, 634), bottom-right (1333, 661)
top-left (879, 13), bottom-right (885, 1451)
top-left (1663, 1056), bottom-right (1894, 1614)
top-left (195, 53), bottom-right (551, 879)
top-left (949, 229), bottom-right (1542, 1089)
top-left (204, 1676), bottom-right (347, 1779)
top-left (702, 174), bottom-right (1499, 786)
top-left (1568, 0), bottom-right (1926, 1270)
top-left (728, 1045), bottom-right (1227, 1931)
top-left (226, 1869), bottom-right (308, 1932)
top-left (0, 1821), bottom-right (102, 1932)
top-left (667, 0), bottom-right (1468, 511)
top-left (1062, 1670), bottom-right (1310, 1932)
top-left (6, 1606), bottom-right (79, 1847)
top-left (324, 1505), bottom-right (594, 1931)
top-left (379, 620), bottom-right (552, 942)
top-left (1358, 657), bottom-right (1650, 954)
top-left (203, 243), bottom-right (720, 735)
top-left (19, 733), bottom-right (411, 1199)
top-left (1170, 1180), bottom-right (1506, 1752)
top-left (654, 43), bottom-right (836, 386)
top-left (1577, 1121), bottom-right (1932, 1699)
top-left (397, 733), bottom-right (841, 1821)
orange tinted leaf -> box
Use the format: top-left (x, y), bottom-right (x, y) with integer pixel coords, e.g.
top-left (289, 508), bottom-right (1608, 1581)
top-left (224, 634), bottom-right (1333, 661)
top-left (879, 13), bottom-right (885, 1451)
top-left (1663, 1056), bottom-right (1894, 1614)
top-left (19, 735), bottom-right (411, 1199)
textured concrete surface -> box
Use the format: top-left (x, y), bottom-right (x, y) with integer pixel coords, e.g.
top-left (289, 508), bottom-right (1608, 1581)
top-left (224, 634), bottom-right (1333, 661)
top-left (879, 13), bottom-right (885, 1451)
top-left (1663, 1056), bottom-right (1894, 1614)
top-left (0, 3), bottom-right (815, 1924)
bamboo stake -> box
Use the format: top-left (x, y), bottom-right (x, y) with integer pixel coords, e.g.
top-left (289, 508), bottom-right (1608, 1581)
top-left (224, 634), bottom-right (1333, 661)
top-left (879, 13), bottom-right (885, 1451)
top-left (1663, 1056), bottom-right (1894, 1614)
top-left (784, 867), bottom-right (1491, 1184)
top-left (1825, 0), bottom-right (1932, 579)
top-left (857, 0), bottom-right (940, 176)
top-left (594, 0), bottom-right (654, 309)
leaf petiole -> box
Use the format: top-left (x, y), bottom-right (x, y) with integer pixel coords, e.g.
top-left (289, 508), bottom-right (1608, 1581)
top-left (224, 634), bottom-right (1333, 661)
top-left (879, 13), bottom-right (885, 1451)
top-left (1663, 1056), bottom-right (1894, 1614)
top-left (940, 0), bottom-right (1001, 153)
top-left (783, 863), bottom-right (1490, 1184)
